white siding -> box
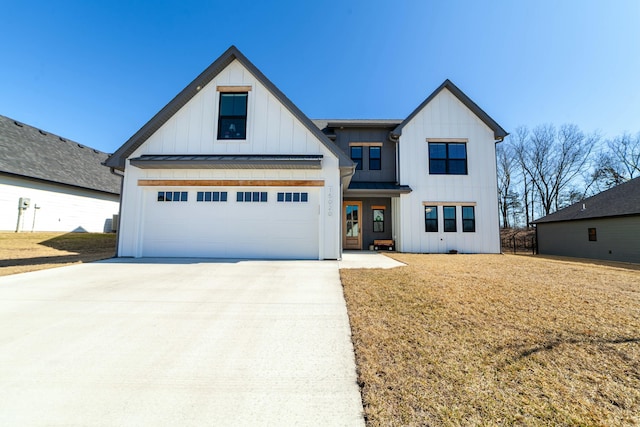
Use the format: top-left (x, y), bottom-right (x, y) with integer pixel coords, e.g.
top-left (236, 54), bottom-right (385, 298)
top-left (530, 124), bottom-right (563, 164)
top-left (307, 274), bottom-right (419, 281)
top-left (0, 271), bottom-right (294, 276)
top-left (118, 59), bottom-right (342, 259)
top-left (0, 174), bottom-right (119, 233)
top-left (397, 88), bottom-right (500, 253)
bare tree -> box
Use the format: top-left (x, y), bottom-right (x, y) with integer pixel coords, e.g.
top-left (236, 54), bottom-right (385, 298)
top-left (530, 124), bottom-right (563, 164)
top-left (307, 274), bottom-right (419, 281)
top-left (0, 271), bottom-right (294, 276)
top-left (595, 132), bottom-right (640, 186)
top-left (512, 126), bottom-right (534, 226)
top-left (515, 124), bottom-right (598, 217)
top-left (496, 142), bottom-right (519, 228)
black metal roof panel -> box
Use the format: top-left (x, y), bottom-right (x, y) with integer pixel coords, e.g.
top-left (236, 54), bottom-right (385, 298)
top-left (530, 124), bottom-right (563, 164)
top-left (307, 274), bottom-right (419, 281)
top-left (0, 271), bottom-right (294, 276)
top-left (0, 114), bottom-right (121, 194)
top-left (313, 119), bottom-right (403, 129)
top-left (105, 46), bottom-right (353, 171)
top-left (347, 181), bottom-right (412, 193)
top-left (391, 79), bottom-right (508, 141)
top-left (129, 154), bottom-right (323, 169)
top-left (533, 177), bottom-right (640, 224)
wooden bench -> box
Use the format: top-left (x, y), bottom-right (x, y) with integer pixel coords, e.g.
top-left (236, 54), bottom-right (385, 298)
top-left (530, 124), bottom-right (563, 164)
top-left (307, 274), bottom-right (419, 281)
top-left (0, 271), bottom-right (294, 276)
top-left (373, 239), bottom-right (395, 251)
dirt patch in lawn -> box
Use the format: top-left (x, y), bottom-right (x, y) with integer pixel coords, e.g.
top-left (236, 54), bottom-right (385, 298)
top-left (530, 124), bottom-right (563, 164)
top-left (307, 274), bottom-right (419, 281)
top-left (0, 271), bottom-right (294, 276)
top-left (341, 253), bottom-right (640, 426)
top-left (0, 232), bottom-right (116, 276)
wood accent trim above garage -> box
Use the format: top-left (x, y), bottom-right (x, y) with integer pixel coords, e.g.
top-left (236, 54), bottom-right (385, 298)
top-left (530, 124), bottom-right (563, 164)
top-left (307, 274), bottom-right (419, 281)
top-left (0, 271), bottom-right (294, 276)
top-left (138, 179), bottom-right (325, 187)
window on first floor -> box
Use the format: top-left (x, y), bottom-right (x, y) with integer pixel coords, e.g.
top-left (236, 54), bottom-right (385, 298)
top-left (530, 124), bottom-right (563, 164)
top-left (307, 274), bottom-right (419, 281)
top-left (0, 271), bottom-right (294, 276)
top-left (588, 228), bottom-right (597, 241)
top-left (157, 191), bottom-right (188, 202)
top-left (443, 206), bottom-right (457, 232)
top-left (218, 92), bottom-right (248, 140)
top-left (369, 146), bottom-right (381, 170)
top-left (428, 142), bottom-right (467, 175)
top-left (277, 192), bottom-right (308, 202)
top-left (236, 191), bottom-right (268, 202)
top-left (462, 206), bottom-right (475, 232)
top-left (351, 146), bottom-right (363, 170)
top-left (196, 191), bottom-right (228, 202)
top-left (425, 206), bottom-right (438, 232)
top-left (373, 208), bottom-right (384, 232)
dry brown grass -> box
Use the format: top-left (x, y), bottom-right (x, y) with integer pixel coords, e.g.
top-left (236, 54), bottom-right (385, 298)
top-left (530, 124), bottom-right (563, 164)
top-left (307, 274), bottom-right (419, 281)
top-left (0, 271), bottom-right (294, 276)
top-left (0, 232), bottom-right (116, 276)
top-left (341, 253), bottom-right (640, 426)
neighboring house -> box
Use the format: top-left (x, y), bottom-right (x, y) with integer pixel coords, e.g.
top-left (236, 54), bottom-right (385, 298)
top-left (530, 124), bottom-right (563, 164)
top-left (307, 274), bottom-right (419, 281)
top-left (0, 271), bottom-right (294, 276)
top-left (105, 46), bottom-right (506, 259)
top-left (0, 115), bottom-right (121, 233)
top-left (533, 177), bottom-right (640, 263)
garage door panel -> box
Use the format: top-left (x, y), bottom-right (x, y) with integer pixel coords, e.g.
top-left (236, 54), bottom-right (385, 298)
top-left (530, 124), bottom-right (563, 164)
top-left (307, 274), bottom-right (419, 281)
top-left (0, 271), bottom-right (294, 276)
top-left (141, 187), bottom-right (319, 259)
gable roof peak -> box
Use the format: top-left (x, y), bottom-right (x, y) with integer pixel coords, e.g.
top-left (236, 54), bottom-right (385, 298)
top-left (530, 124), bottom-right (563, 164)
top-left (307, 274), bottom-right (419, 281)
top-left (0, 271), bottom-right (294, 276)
top-left (105, 45), bottom-right (353, 170)
top-left (390, 79), bottom-right (508, 141)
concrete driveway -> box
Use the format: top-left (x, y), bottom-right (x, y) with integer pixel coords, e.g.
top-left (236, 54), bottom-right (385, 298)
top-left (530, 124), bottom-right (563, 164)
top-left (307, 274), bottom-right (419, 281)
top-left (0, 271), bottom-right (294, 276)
top-left (0, 258), bottom-right (365, 426)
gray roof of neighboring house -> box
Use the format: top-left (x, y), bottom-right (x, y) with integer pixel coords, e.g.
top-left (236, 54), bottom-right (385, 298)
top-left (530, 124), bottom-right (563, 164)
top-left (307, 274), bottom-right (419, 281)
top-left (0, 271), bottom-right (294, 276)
top-left (105, 46), bottom-right (354, 171)
top-left (0, 114), bottom-right (121, 195)
top-left (390, 79), bottom-right (508, 141)
top-left (533, 177), bottom-right (640, 224)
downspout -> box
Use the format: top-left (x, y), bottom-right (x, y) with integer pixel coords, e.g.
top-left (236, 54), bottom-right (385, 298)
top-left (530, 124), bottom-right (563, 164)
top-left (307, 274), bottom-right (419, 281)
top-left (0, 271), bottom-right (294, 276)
top-left (109, 167), bottom-right (125, 257)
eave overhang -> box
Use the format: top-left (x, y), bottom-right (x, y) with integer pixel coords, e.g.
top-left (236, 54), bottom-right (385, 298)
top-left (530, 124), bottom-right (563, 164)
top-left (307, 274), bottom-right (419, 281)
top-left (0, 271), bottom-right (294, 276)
top-left (344, 181), bottom-right (412, 197)
top-left (129, 154), bottom-right (323, 170)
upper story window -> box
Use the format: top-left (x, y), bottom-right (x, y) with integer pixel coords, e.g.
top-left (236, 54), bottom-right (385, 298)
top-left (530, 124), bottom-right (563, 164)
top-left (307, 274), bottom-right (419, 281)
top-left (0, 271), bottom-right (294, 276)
top-left (218, 92), bottom-right (248, 140)
top-left (369, 146), bottom-right (381, 170)
top-left (351, 146), bottom-right (363, 170)
top-left (428, 142), bottom-right (467, 175)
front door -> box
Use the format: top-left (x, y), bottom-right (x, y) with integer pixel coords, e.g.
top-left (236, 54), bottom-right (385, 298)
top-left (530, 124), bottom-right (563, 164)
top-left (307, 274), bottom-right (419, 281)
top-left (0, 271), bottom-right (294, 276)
top-left (343, 201), bottom-right (362, 250)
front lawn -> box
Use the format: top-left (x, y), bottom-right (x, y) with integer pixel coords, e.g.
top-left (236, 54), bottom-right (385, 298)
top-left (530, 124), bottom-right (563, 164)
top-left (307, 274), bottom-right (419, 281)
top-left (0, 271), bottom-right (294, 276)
top-left (341, 254), bottom-right (640, 426)
top-left (0, 232), bottom-right (116, 276)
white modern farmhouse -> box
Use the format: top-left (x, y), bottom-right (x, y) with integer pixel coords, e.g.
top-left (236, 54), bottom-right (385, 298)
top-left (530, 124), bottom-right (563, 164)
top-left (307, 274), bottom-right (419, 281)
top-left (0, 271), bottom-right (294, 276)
top-left (105, 46), bottom-right (507, 259)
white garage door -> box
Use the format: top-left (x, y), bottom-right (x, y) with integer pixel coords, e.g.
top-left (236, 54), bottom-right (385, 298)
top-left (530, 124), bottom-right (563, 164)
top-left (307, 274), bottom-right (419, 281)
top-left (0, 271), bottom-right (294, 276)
top-left (140, 187), bottom-right (319, 259)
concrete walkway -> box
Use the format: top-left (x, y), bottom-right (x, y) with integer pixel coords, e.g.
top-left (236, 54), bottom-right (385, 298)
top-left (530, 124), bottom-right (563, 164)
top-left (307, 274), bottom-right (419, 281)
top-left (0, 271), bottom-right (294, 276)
top-left (339, 251), bottom-right (406, 269)
top-left (0, 259), bottom-right (366, 426)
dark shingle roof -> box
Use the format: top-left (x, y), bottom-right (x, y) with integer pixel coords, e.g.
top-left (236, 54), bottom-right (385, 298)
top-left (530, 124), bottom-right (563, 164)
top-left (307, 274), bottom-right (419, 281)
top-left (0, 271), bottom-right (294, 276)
top-left (533, 177), bottom-right (640, 224)
top-left (0, 114), bottom-right (121, 194)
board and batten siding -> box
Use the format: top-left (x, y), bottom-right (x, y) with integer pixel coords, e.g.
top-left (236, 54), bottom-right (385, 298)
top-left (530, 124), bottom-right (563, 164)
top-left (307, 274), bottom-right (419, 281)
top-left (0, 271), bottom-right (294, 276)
top-left (396, 88), bottom-right (501, 253)
top-left (537, 216), bottom-right (640, 263)
top-left (118, 59), bottom-right (342, 259)
top-left (0, 174), bottom-right (119, 233)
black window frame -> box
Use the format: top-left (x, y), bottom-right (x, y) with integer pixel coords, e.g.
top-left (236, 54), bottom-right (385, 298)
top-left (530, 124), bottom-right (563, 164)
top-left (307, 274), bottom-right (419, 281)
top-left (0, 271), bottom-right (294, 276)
top-left (373, 208), bottom-right (384, 232)
top-left (277, 192), bottom-right (309, 203)
top-left (588, 228), bottom-right (597, 241)
top-left (462, 206), bottom-right (475, 232)
top-left (369, 146), bottom-right (381, 170)
top-left (425, 206), bottom-right (438, 232)
top-left (351, 146), bottom-right (363, 170)
top-left (157, 191), bottom-right (188, 202)
top-left (196, 191), bottom-right (228, 202)
top-left (217, 92), bottom-right (248, 140)
top-left (428, 142), bottom-right (468, 175)
top-left (236, 191), bottom-right (267, 202)
top-left (443, 206), bottom-right (457, 232)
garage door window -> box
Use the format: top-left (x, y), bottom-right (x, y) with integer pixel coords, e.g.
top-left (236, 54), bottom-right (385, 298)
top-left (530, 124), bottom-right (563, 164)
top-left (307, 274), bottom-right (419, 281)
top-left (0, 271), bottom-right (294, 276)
top-left (197, 191), bottom-right (228, 202)
top-left (237, 191), bottom-right (268, 202)
top-left (277, 192), bottom-right (308, 202)
top-left (157, 191), bottom-right (188, 202)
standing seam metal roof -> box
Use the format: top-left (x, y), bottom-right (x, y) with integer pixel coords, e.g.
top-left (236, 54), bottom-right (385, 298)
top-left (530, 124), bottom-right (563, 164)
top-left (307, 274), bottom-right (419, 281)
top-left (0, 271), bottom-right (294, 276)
top-left (0, 114), bottom-right (121, 194)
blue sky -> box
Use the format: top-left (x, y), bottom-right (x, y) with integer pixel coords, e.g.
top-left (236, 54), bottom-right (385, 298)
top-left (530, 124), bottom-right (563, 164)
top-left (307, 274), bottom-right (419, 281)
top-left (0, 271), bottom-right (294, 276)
top-left (1, 0), bottom-right (638, 153)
